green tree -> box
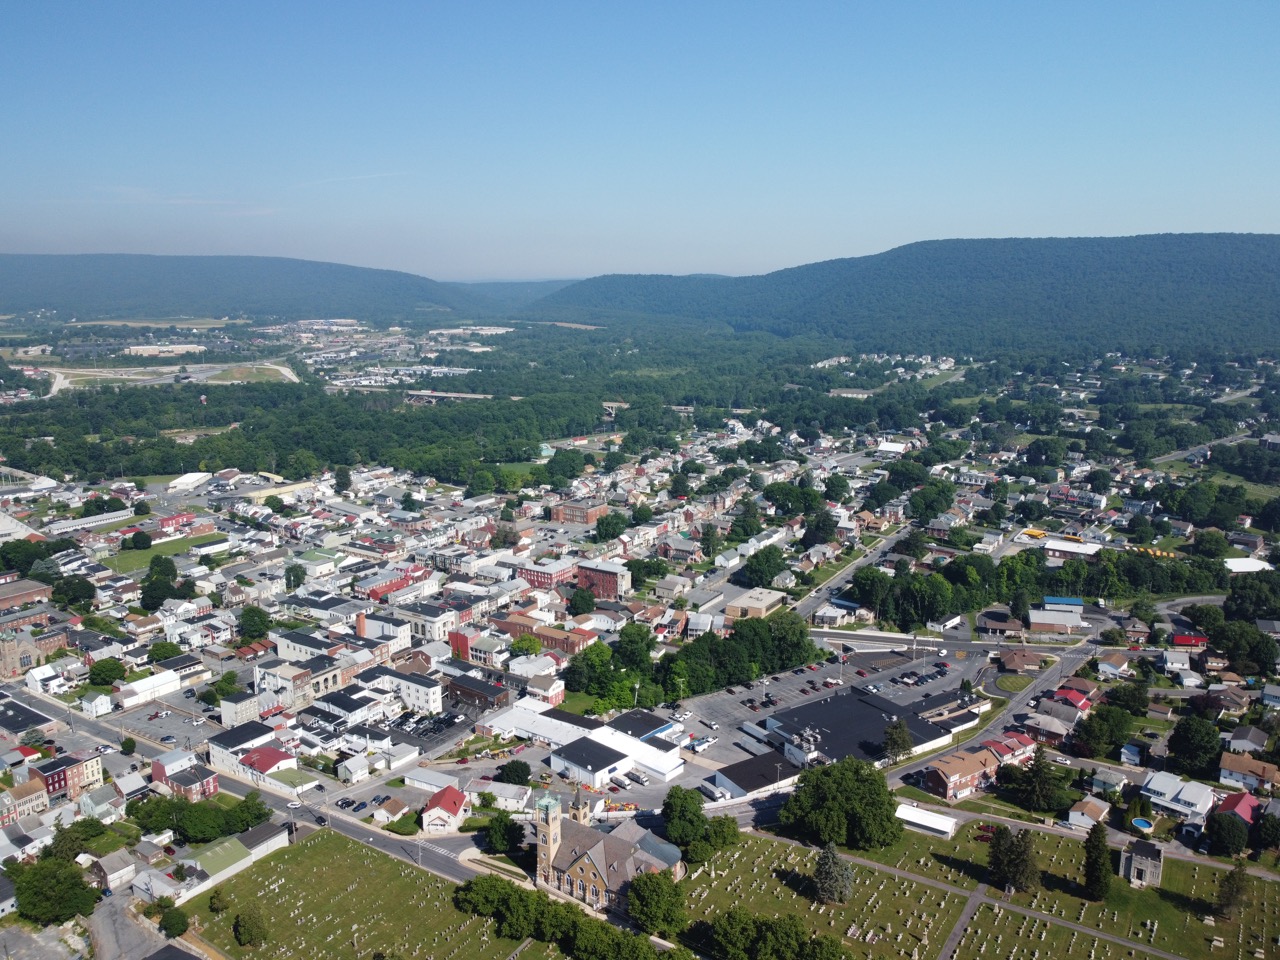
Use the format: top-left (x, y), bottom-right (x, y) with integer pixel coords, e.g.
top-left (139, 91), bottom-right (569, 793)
top-left (1083, 821), bottom-right (1111, 900)
top-left (1021, 746), bottom-right (1063, 812)
top-left (824, 473), bottom-right (850, 503)
top-left (208, 887), bottom-right (229, 914)
top-left (632, 504), bottom-right (653, 525)
top-left (285, 563), bottom-right (307, 590)
top-left (661, 786), bottom-right (708, 849)
top-left (1169, 715), bottom-right (1221, 777)
top-left (987, 825), bottom-right (1014, 889)
top-left (1259, 813), bottom-right (1280, 850)
top-left (239, 604), bottom-right (271, 640)
top-left (595, 512), bottom-right (627, 542)
top-left (568, 588), bottom-right (597, 616)
top-left (148, 554), bottom-right (178, 581)
top-left (333, 464), bottom-right (352, 494)
top-left (497, 759), bottom-right (531, 785)
top-left (160, 906), bottom-right (190, 938)
top-left (779, 757), bottom-right (902, 850)
top-left (20, 727), bottom-right (45, 748)
top-left (263, 495), bottom-right (286, 513)
top-left (882, 718), bottom-right (913, 765)
top-left (627, 869), bottom-right (686, 936)
top-left (148, 640), bottom-right (183, 663)
top-left (10, 858), bottom-right (97, 924)
top-left (133, 501), bottom-right (151, 516)
top-left (179, 802), bottom-right (228, 844)
top-left (738, 545), bottom-right (787, 588)
top-left (486, 810), bottom-right (524, 854)
top-left (705, 815), bottom-right (741, 850)
top-left (120, 736), bottom-right (136, 756)
top-left (813, 842), bottom-right (854, 904)
top-left (88, 657), bottom-right (127, 686)
top-left (1217, 860), bottom-right (1249, 918)
top-left (1207, 812), bottom-right (1250, 857)
top-left (234, 903), bottom-right (270, 947)
top-left (131, 530), bottom-right (152, 550)
top-left (1005, 829), bottom-right (1040, 893)
top-left (510, 634), bottom-right (541, 657)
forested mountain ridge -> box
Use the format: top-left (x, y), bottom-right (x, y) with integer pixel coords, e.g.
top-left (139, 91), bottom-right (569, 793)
top-left (520, 234), bottom-right (1280, 356)
top-left (0, 254), bottom-right (502, 321)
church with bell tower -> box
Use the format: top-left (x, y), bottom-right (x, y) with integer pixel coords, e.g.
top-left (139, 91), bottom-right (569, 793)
top-left (533, 788), bottom-right (684, 912)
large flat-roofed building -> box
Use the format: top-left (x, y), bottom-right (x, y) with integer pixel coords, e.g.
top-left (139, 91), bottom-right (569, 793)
top-left (725, 588), bottom-right (787, 620)
top-left (0, 579), bottom-right (53, 610)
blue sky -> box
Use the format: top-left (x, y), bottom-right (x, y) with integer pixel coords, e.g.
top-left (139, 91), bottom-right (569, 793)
top-left (2, 3), bottom-right (1276, 280)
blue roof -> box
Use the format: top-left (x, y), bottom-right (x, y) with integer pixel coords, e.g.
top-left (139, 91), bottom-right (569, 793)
top-left (1043, 596), bottom-right (1084, 606)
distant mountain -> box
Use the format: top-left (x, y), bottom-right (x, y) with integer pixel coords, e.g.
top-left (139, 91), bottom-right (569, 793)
top-left (521, 234), bottom-right (1280, 356)
top-left (446, 279), bottom-right (579, 311)
top-left (0, 254), bottom-right (501, 322)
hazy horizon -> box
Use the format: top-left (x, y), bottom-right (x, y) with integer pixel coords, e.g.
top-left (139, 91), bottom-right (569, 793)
top-left (2, 3), bottom-right (1277, 281)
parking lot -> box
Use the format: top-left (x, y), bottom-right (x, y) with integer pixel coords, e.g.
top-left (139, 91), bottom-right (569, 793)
top-left (118, 689), bottom-right (222, 751)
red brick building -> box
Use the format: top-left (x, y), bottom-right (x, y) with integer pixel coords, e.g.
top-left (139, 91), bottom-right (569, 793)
top-left (576, 560), bottom-right (631, 601)
top-left (549, 500), bottom-right (610, 525)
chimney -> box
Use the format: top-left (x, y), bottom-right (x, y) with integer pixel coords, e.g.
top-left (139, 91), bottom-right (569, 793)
top-left (356, 612), bottom-right (366, 638)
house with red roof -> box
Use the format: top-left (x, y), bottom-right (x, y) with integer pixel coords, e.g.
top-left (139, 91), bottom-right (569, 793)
top-left (1054, 688), bottom-right (1093, 714)
top-left (422, 785), bottom-right (470, 833)
top-left (1216, 791), bottom-right (1262, 827)
top-left (239, 746), bottom-right (297, 777)
top-left (1172, 633), bottom-right (1209, 649)
top-left (979, 731), bottom-right (1037, 766)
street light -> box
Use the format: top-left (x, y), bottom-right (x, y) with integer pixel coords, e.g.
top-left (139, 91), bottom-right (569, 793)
top-left (632, 682), bottom-right (640, 708)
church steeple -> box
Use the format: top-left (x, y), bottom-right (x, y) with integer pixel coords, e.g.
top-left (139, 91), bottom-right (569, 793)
top-left (535, 795), bottom-right (562, 886)
top-left (570, 784), bottom-right (591, 824)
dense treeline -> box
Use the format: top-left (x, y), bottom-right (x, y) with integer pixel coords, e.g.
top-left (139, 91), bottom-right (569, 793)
top-left (0, 254), bottom-right (501, 321)
top-left (523, 234), bottom-right (1280, 357)
top-left (563, 613), bottom-right (821, 713)
top-left (847, 547), bottom-right (1230, 632)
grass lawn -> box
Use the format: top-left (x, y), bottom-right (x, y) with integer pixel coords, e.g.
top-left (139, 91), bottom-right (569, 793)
top-left (209, 792), bottom-right (241, 810)
top-left (106, 532), bottom-right (225, 572)
top-left (205, 364), bottom-right (292, 383)
top-left (188, 830), bottom-right (517, 960)
top-left (557, 690), bottom-right (596, 715)
top-left (995, 674), bottom-right (1034, 693)
top-left (682, 835), bottom-right (967, 959)
top-left (851, 821), bottom-right (994, 891)
top-left (83, 830), bottom-right (129, 858)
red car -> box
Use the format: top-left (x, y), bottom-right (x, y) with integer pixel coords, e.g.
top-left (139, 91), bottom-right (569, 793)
top-left (977, 824), bottom-right (997, 834)
top-left (977, 834), bottom-right (992, 843)
top-left (749, 704), bottom-right (761, 712)
top-left (855, 669), bottom-right (868, 677)
top-left (456, 757), bottom-right (469, 765)
top-left (807, 664), bottom-right (819, 672)
top-left (608, 785), bottom-right (619, 793)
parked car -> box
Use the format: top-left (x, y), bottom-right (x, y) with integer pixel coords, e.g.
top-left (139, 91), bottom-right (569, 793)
top-left (160, 735), bottom-right (177, 744)
top-left (456, 757), bottom-right (469, 765)
top-left (353, 802), bottom-right (368, 813)
top-left (855, 669), bottom-right (868, 677)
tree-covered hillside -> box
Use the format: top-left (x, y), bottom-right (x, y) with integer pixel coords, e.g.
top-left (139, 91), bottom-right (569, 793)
top-left (0, 254), bottom-right (501, 322)
top-left (520, 234), bottom-right (1280, 356)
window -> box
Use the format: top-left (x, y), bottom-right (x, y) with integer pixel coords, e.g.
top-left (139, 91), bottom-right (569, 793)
top-left (591, 885), bottom-right (598, 900)
top-left (18, 654), bottom-right (31, 669)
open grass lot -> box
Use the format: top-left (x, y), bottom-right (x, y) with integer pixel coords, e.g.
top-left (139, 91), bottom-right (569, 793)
top-left (105, 532), bottom-right (224, 572)
top-left (996, 832), bottom-right (1280, 960)
top-left (188, 830), bottom-right (517, 960)
top-left (995, 674), bottom-right (1033, 693)
top-left (851, 821), bottom-right (994, 891)
top-left (206, 364), bottom-right (292, 383)
top-left (683, 835), bottom-right (967, 959)
top-left (952, 904), bottom-right (1165, 960)
top-left (557, 690), bottom-right (596, 715)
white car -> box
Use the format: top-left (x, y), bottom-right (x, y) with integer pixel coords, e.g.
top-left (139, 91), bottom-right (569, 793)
top-left (287, 801), bottom-right (302, 809)
top-left (1053, 757), bottom-right (1072, 766)
top-left (192, 718), bottom-right (206, 726)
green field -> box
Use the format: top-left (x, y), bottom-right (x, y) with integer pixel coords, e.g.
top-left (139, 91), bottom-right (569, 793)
top-left (995, 674), bottom-right (1034, 693)
top-left (106, 532), bottom-right (224, 572)
top-left (205, 364), bottom-right (292, 383)
top-left (188, 830), bottom-right (518, 960)
top-left (683, 834), bottom-right (967, 960)
top-left (849, 821), bottom-right (993, 890)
